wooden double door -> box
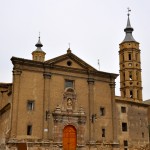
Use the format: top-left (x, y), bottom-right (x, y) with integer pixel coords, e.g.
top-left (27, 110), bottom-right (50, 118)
top-left (63, 125), bottom-right (77, 150)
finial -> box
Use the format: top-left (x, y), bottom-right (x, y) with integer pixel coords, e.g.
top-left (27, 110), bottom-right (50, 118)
top-left (35, 32), bottom-right (43, 48)
top-left (68, 43), bottom-right (71, 49)
top-left (67, 43), bottom-right (71, 53)
top-left (127, 7), bottom-right (131, 16)
top-left (39, 32), bottom-right (41, 40)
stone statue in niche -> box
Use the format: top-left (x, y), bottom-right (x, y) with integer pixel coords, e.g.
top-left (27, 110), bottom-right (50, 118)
top-left (67, 98), bottom-right (73, 111)
top-left (61, 87), bottom-right (78, 112)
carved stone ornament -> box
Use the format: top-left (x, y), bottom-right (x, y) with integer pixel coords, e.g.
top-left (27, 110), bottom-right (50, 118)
top-left (52, 87), bottom-right (86, 146)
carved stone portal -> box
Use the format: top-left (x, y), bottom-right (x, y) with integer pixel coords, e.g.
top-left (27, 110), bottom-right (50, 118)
top-left (52, 87), bottom-right (86, 149)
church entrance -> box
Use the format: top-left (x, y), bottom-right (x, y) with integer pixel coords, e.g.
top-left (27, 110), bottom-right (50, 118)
top-left (17, 143), bottom-right (27, 150)
top-left (63, 125), bottom-right (77, 150)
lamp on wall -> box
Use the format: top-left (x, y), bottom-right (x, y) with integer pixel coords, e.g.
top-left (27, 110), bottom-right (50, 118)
top-left (46, 110), bottom-right (51, 120)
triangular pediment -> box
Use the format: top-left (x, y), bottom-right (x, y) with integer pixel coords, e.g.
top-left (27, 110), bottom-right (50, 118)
top-left (45, 50), bottom-right (96, 71)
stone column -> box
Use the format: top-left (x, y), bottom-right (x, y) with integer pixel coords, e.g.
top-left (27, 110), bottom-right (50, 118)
top-left (11, 69), bottom-right (22, 138)
top-left (87, 77), bottom-right (95, 143)
top-left (43, 72), bottom-right (51, 139)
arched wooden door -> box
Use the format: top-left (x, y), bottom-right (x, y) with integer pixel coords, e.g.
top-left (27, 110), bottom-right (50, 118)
top-left (63, 125), bottom-right (77, 150)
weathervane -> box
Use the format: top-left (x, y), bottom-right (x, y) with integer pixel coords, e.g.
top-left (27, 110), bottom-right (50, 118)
top-left (127, 7), bottom-right (131, 16)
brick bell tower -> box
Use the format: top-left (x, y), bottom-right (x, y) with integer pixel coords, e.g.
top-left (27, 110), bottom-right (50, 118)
top-left (119, 11), bottom-right (142, 101)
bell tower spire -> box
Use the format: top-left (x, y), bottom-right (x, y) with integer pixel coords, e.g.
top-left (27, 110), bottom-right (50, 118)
top-left (119, 10), bottom-right (143, 101)
top-left (32, 34), bottom-right (46, 62)
top-left (122, 9), bottom-right (136, 43)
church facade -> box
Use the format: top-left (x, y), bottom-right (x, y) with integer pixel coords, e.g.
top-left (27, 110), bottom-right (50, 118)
top-left (0, 14), bottom-right (149, 150)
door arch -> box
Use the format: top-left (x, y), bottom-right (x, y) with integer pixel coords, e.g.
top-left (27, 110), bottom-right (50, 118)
top-left (63, 125), bottom-right (77, 150)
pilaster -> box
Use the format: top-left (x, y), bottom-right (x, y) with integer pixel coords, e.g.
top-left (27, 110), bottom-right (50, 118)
top-left (87, 77), bottom-right (95, 144)
top-left (11, 69), bottom-right (22, 138)
top-left (109, 81), bottom-right (118, 144)
top-left (43, 72), bottom-right (52, 139)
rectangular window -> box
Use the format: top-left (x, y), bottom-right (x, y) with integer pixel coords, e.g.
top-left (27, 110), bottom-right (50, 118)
top-left (27, 100), bottom-right (34, 110)
top-left (102, 128), bottom-right (105, 137)
top-left (124, 140), bottom-right (128, 146)
top-left (122, 122), bottom-right (127, 131)
top-left (100, 107), bottom-right (105, 116)
top-left (65, 80), bottom-right (74, 88)
top-left (123, 72), bottom-right (125, 80)
top-left (128, 53), bottom-right (132, 60)
top-left (121, 107), bottom-right (126, 113)
top-left (142, 132), bottom-right (144, 138)
top-left (129, 71), bottom-right (132, 80)
top-left (27, 125), bottom-right (32, 135)
top-left (130, 90), bottom-right (133, 98)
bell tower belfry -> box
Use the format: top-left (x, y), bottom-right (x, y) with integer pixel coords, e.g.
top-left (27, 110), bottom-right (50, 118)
top-left (119, 11), bottom-right (142, 101)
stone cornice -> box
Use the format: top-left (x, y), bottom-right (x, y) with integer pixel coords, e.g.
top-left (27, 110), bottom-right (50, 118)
top-left (119, 41), bottom-right (139, 45)
top-left (52, 112), bottom-right (86, 117)
top-left (115, 96), bottom-right (148, 107)
top-left (0, 83), bottom-right (12, 88)
top-left (119, 48), bottom-right (140, 53)
top-left (52, 65), bottom-right (118, 79)
top-left (11, 57), bottom-right (44, 69)
top-left (11, 57), bottom-right (118, 80)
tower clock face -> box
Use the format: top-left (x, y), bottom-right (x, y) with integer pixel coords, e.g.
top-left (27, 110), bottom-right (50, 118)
top-left (67, 98), bottom-right (72, 106)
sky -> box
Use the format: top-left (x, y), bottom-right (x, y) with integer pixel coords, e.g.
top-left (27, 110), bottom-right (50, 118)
top-left (0, 0), bottom-right (150, 100)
